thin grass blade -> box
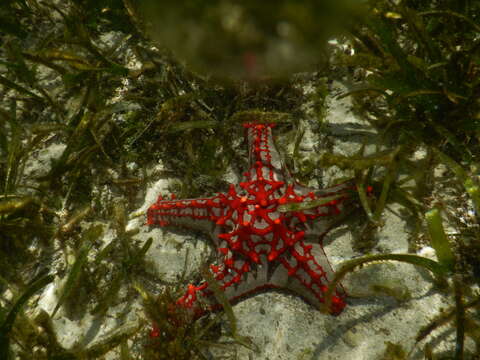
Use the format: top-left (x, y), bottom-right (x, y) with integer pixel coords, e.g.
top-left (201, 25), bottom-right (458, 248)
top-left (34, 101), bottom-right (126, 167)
top-left (51, 224), bottom-right (103, 317)
top-left (425, 208), bottom-right (455, 270)
top-left (323, 253), bottom-right (448, 313)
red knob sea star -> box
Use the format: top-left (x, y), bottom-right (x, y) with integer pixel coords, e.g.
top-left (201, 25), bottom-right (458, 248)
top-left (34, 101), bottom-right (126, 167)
top-left (147, 123), bottom-right (358, 316)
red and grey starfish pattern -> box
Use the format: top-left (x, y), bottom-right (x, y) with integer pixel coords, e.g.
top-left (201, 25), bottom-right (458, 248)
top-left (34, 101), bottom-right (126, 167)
top-left (147, 123), bottom-right (359, 316)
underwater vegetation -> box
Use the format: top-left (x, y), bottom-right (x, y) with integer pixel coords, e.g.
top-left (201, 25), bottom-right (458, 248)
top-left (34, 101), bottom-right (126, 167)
top-left (0, 0), bottom-right (479, 359)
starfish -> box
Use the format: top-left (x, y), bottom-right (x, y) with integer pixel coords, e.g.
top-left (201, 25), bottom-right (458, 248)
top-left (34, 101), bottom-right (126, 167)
top-left (147, 123), bottom-right (359, 316)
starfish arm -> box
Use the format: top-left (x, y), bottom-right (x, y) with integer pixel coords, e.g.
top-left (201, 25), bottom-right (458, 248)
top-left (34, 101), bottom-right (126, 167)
top-left (147, 194), bottom-right (224, 233)
top-left (287, 180), bottom-right (359, 237)
top-left (176, 257), bottom-right (280, 314)
top-left (277, 241), bottom-right (346, 314)
top-left (176, 248), bottom-right (253, 313)
top-left (243, 123), bottom-right (286, 175)
top-left (313, 179), bottom-right (356, 197)
top-left (292, 179), bottom-right (356, 206)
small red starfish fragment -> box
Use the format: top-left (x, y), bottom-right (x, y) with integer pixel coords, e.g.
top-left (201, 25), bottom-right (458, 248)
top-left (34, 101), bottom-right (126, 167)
top-left (147, 123), bottom-right (358, 315)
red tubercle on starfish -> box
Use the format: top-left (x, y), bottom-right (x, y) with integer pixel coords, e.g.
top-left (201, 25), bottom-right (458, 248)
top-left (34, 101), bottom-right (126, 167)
top-left (353, 184), bottom-right (374, 195)
top-left (149, 324), bottom-right (160, 339)
top-left (147, 122), bottom-right (361, 317)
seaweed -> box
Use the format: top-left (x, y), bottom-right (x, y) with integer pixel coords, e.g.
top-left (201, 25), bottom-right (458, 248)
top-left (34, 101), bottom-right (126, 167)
top-left (0, 274), bottom-right (54, 360)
